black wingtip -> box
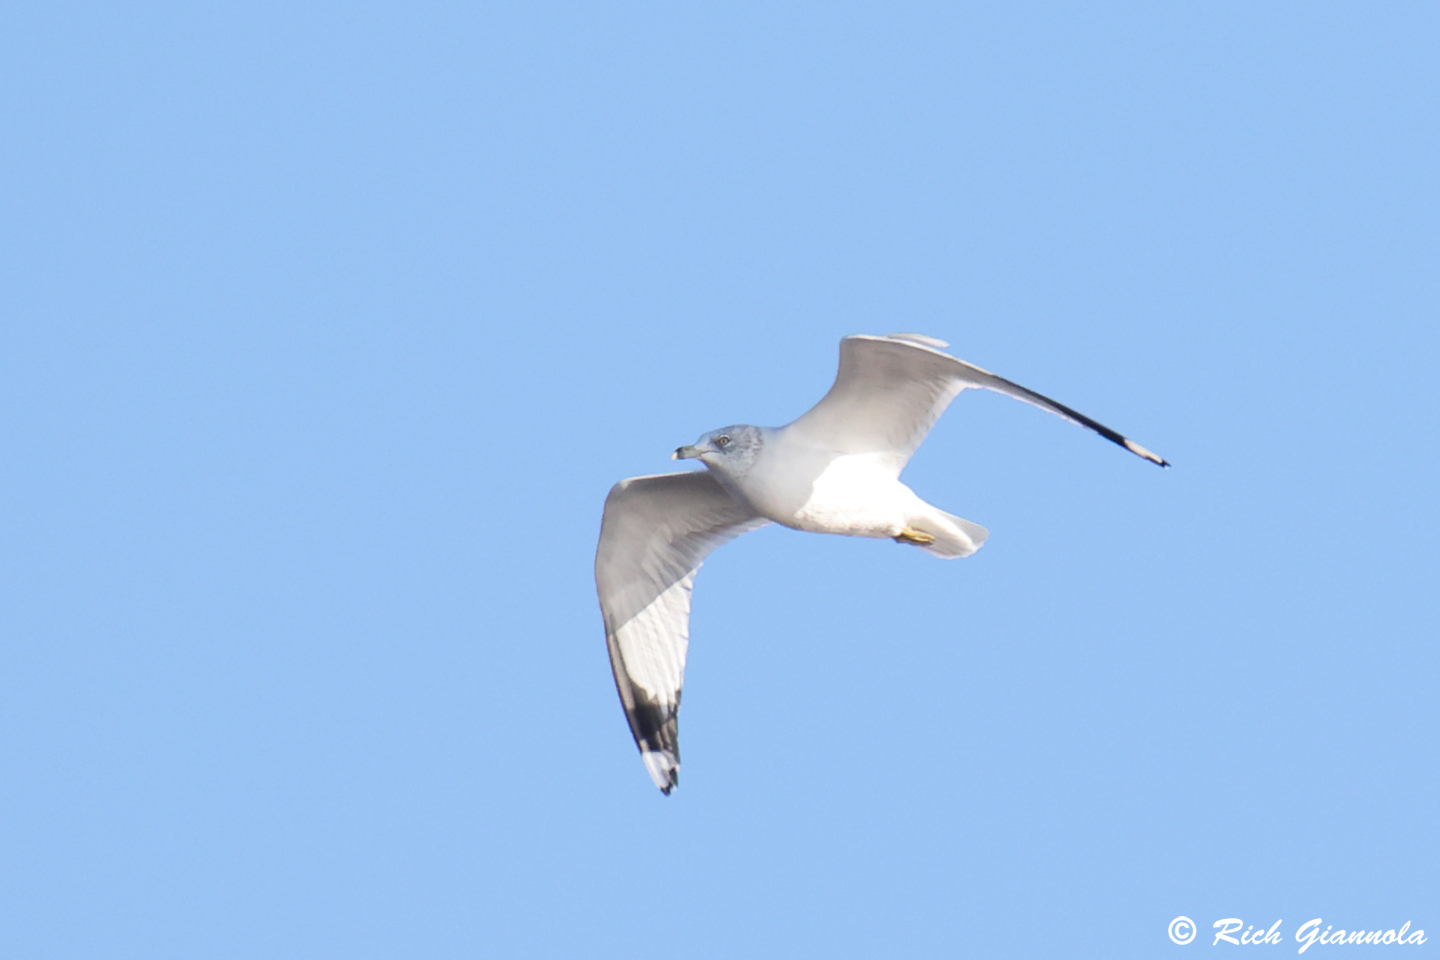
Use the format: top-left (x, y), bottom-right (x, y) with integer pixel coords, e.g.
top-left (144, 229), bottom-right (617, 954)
top-left (997, 376), bottom-right (1170, 470)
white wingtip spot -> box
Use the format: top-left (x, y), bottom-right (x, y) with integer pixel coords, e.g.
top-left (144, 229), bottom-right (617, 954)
top-left (642, 750), bottom-right (678, 793)
top-left (1123, 438), bottom-right (1169, 467)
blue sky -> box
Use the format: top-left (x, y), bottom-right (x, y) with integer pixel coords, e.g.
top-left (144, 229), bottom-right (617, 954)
top-left (2, 2), bottom-right (1436, 957)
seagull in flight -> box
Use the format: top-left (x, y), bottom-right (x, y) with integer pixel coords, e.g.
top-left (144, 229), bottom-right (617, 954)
top-left (595, 333), bottom-right (1167, 794)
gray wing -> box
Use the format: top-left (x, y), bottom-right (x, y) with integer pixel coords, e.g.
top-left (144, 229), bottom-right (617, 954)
top-left (595, 470), bottom-right (768, 794)
top-left (786, 333), bottom-right (1169, 472)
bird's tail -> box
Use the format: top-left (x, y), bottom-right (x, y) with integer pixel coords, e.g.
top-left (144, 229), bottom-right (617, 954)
top-left (906, 506), bottom-right (989, 560)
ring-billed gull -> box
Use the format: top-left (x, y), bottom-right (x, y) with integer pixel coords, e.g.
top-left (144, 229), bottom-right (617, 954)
top-left (596, 333), bottom-right (1167, 794)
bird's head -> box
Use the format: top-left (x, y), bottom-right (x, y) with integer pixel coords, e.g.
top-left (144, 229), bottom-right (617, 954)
top-left (673, 424), bottom-right (765, 478)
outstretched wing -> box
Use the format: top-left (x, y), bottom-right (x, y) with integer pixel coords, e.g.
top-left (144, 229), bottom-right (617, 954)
top-left (595, 470), bottom-right (768, 794)
top-left (787, 333), bottom-right (1169, 472)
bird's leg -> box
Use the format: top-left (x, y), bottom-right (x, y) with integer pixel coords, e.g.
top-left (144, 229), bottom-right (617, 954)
top-left (894, 527), bottom-right (935, 546)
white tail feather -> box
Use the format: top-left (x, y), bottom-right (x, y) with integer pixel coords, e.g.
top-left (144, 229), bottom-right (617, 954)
top-left (908, 507), bottom-right (989, 559)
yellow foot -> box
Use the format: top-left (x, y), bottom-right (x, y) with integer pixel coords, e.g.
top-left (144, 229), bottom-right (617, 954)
top-left (893, 527), bottom-right (935, 546)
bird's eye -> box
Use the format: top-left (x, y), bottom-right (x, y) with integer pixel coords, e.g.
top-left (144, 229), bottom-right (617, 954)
top-left (715, 435), bottom-right (731, 448)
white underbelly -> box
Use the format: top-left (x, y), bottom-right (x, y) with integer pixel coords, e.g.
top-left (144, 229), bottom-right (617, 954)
top-left (786, 455), bottom-right (910, 537)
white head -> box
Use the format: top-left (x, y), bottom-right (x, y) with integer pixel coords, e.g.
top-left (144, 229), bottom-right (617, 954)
top-left (673, 424), bottom-right (766, 479)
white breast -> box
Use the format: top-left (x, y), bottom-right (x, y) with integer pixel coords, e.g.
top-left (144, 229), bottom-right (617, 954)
top-left (732, 434), bottom-right (910, 538)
